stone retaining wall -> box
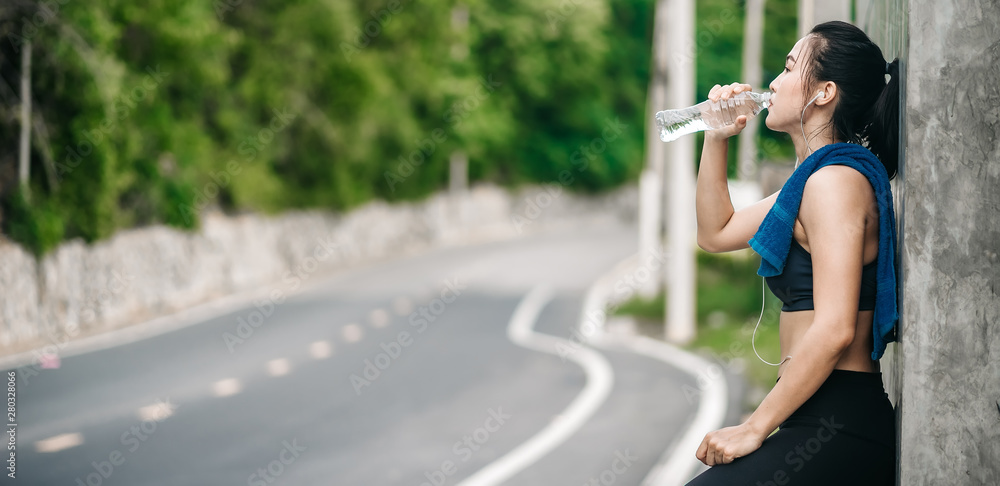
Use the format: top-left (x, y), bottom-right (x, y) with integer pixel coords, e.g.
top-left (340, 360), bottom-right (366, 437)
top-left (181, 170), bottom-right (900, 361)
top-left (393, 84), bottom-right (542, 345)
top-left (0, 182), bottom-right (638, 356)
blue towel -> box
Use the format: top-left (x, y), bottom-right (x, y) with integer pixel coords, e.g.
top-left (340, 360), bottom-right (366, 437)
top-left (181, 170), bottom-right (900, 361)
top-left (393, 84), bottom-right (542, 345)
top-left (747, 142), bottom-right (898, 360)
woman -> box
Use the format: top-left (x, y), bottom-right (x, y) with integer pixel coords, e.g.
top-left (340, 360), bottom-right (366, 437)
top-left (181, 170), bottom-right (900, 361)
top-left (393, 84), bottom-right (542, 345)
top-left (685, 21), bottom-right (899, 485)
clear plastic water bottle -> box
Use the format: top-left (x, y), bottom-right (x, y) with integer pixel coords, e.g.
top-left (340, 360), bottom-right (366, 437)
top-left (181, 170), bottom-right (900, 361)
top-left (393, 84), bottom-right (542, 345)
top-left (655, 91), bottom-right (772, 142)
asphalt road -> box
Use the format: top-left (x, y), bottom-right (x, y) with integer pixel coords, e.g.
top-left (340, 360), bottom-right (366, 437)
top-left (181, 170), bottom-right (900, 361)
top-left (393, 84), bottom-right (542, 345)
top-left (6, 217), bottom-right (709, 486)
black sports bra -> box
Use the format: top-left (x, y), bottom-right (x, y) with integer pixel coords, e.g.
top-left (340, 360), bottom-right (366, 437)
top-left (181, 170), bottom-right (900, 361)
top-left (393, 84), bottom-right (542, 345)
top-left (765, 238), bottom-right (878, 312)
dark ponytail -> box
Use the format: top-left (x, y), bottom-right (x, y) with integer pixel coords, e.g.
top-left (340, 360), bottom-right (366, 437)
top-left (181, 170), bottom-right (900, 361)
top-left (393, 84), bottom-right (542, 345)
top-left (864, 58), bottom-right (899, 180)
top-left (805, 21), bottom-right (899, 180)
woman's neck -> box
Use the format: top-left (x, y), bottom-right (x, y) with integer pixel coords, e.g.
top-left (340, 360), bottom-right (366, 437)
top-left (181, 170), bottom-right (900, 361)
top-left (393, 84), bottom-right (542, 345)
top-left (792, 129), bottom-right (838, 164)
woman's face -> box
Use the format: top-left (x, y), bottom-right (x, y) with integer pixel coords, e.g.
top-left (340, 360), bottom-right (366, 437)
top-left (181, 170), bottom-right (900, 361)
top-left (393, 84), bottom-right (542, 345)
top-left (765, 36), bottom-right (812, 133)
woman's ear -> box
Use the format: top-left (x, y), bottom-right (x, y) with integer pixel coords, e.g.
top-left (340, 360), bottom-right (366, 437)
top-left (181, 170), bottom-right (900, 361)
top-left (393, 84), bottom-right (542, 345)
top-left (815, 81), bottom-right (838, 106)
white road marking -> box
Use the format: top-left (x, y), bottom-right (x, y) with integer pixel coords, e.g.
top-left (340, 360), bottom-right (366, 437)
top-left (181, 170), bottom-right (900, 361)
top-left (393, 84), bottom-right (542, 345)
top-left (369, 309), bottom-right (390, 328)
top-left (267, 358), bottom-right (291, 377)
top-left (456, 283), bottom-right (614, 486)
top-left (391, 297), bottom-right (413, 316)
top-left (310, 340), bottom-right (332, 359)
top-left (212, 378), bottom-right (241, 397)
top-left (597, 332), bottom-right (728, 486)
top-left (35, 433), bottom-right (83, 453)
top-left (137, 400), bottom-right (176, 422)
top-left (342, 323), bottom-right (363, 342)
top-left (573, 252), bottom-right (728, 486)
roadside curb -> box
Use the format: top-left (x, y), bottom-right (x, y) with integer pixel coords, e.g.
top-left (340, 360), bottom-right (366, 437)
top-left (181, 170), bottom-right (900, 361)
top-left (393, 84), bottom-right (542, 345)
top-left (575, 251), bottom-right (741, 486)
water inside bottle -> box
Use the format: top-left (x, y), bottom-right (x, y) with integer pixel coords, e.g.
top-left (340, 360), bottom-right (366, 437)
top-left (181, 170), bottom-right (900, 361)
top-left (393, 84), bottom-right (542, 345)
top-left (656, 91), bottom-right (771, 142)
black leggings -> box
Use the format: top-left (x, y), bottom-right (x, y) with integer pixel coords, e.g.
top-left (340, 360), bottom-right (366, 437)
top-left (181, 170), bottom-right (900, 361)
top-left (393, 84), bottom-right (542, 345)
top-left (685, 369), bottom-right (896, 486)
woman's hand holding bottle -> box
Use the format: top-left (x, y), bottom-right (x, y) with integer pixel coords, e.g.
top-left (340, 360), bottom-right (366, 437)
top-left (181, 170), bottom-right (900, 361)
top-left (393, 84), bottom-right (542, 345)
top-left (704, 82), bottom-right (755, 141)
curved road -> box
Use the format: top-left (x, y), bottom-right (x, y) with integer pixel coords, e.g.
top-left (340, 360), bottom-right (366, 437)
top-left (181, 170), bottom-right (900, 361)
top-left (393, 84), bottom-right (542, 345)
top-left (9, 216), bottom-right (717, 485)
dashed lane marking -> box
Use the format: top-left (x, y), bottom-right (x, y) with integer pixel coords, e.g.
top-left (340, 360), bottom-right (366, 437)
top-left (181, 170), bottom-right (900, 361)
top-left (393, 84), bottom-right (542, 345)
top-left (35, 433), bottom-right (83, 453)
top-left (137, 400), bottom-right (176, 422)
top-left (267, 358), bottom-right (291, 377)
top-left (391, 297), bottom-right (414, 316)
top-left (212, 378), bottom-right (241, 397)
top-left (310, 341), bottom-right (333, 359)
top-left (369, 309), bottom-right (390, 328)
top-left (342, 323), bottom-right (363, 343)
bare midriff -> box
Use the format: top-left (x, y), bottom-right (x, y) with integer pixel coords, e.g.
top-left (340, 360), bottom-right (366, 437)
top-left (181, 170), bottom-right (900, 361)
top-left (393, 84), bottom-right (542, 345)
top-left (776, 218), bottom-right (882, 381)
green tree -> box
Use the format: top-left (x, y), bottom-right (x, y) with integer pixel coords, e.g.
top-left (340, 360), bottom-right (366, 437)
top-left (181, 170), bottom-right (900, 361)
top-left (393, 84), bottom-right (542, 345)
top-left (0, 0), bottom-right (793, 257)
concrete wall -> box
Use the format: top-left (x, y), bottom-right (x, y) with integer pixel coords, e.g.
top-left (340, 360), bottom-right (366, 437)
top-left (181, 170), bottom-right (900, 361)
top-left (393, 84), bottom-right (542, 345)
top-left (856, 0), bottom-right (906, 427)
top-left (0, 182), bottom-right (638, 359)
top-left (864, 0), bottom-right (1000, 483)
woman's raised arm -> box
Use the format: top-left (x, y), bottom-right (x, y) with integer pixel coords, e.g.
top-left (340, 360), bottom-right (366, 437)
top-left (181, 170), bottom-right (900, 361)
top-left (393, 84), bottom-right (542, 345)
top-left (695, 82), bottom-right (777, 253)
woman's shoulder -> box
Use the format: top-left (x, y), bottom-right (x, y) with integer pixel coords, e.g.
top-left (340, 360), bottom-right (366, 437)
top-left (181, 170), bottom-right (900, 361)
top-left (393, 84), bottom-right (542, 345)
top-left (800, 165), bottom-right (874, 226)
top-left (807, 163), bottom-right (873, 192)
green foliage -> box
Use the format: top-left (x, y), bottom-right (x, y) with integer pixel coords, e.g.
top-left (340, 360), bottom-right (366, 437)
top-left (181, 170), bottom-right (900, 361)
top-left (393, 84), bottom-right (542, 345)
top-left (0, 0), bottom-right (795, 256)
top-left (1, 189), bottom-right (65, 257)
top-left (614, 251), bottom-right (767, 323)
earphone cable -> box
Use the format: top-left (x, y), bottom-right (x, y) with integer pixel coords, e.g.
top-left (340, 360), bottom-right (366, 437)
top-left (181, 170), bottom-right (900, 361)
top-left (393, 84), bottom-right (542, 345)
top-left (752, 275), bottom-right (792, 367)
top-left (800, 91), bottom-right (823, 157)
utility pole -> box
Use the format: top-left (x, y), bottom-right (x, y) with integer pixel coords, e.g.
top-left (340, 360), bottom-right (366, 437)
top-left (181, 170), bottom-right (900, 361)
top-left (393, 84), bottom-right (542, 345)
top-left (18, 40), bottom-right (32, 200)
top-left (737, 0), bottom-right (765, 181)
top-left (638, 0), bottom-right (670, 299)
top-left (449, 5), bottom-right (470, 231)
top-left (663, 0), bottom-right (696, 345)
top-left (798, 0), bottom-right (851, 36)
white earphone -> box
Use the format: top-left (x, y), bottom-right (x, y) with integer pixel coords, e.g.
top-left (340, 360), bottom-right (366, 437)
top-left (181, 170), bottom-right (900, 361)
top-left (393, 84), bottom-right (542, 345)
top-left (800, 90), bottom-right (827, 156)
